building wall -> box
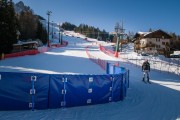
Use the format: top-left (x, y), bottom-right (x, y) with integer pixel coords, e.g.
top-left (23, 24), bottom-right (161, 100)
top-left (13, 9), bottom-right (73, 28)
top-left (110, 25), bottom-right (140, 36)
top-left (140, 38), bottom-right (170, 47)
top-left (139, 38), bottom-right (170, 54)
top-left (148, 38), bottom-right (170, 49)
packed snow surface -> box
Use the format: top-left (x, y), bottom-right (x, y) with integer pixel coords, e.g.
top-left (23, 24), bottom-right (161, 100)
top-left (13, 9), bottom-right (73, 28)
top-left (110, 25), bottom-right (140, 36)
top-left (0, 31), bottom-right (180, 120)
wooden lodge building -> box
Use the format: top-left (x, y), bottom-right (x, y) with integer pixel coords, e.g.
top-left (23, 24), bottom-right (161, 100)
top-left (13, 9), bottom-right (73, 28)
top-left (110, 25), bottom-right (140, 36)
top-left (133, 29), bottom-right (173, 57)
top-left (12, 41), bottom-right (38, 53)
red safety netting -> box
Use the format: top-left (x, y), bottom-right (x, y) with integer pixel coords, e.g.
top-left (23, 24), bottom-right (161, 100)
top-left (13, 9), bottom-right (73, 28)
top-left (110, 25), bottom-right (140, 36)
top-left (51, 41), bottom-right (68, 47)
top-left (38, 47), bottom-right (49, 53)
top-left (99, 45), bottom-right (115, 57)
top-left (3, 41), bottom-right (68, 59)
top-left (86, 46), bottom-right (107, 70)
top-left (5, 49), bottom-right (39, 59)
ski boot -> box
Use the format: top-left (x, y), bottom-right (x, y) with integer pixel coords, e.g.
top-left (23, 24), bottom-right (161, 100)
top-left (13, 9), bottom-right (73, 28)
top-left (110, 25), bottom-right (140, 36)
top-left (142, 77), bottom-right (145, 81)
top-left (147, 77), bottom-right (151, 83)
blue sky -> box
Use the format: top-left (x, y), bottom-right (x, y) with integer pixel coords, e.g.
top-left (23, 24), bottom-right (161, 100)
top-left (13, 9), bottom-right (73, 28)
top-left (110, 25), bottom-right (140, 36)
top-left (13, 0), bottom-right (180, 34)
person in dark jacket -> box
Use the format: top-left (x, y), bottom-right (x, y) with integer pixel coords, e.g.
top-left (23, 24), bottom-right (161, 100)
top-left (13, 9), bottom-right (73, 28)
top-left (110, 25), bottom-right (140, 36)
top-left (142, 60), bottom-right (150, 82)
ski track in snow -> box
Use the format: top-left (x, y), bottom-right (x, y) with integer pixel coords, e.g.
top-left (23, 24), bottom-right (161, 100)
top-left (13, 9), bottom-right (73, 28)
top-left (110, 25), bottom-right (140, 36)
top-left (0, 34), bottom-right (180, 120)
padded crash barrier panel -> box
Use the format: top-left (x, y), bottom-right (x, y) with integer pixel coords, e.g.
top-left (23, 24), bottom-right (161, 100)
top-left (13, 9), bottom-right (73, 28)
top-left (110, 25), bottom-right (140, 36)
top-left (106, 63), bottom-right (130, 96)
top-left (0, 72), bottom-right (49, 110)
top-left (0, 67), bottom-right (129, 110)
top-left (49, 74), bottom-right (123, 108)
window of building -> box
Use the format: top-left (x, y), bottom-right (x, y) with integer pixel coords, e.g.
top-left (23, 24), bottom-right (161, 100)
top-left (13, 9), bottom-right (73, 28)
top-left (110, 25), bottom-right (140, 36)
top-left (156, 38), bottom-right (160, 42)
top-left (162, 42), bottom-right (165, 45)
top-left (156, 45), bottom-right (161, 48)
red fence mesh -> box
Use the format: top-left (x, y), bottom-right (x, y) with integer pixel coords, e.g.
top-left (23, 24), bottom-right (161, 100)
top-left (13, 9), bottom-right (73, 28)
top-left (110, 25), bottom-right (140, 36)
top-left (5, 50), bottom-right (39, 59)
top-left (4, 41), bottom-right (68, 59)
top-left (99, 45), bottom-right (115, 57)
top-left (51, 41), bottom-right (68, 47)
top-left (86, 46), bottom-right (107, 70)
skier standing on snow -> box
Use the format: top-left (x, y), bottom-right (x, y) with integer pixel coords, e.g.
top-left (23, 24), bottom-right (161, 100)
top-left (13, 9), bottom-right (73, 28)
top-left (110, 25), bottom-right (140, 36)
top-left (142, 59), bottom-right (150, 82)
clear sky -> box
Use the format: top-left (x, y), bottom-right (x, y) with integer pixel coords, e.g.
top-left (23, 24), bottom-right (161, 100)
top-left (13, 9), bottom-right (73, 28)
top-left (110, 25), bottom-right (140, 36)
top-left (13, 0), bottom-right (180, 34)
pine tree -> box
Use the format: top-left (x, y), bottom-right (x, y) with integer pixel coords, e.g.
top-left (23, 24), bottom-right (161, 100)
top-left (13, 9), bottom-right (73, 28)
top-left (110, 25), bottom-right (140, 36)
top-left (36, 21), bottom-right (48, 44)
top-left (149, 28), bottom-right (153, 32)
top-left (62, 22), bottom-right (76, 31)
top-left (18, 11), bottom-right (38, 40)
top-left (0, 0), bottom-right (18, 54)
top-left (65, 22), bottom-right (109, 40)
top-left (109, 34), bottom-right (114, 42)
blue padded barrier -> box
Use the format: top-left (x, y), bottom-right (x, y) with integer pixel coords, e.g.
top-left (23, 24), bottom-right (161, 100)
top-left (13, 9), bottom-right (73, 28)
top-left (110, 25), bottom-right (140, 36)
top-left (114, 66), bottom-right (128, 98)
top-left (111, 74), bottom-right (123, 101)
top-left (122, 74), bottom-right (127, 98)
top-left (126, 70), bottom-right (130, 88)
top-left (48, 74), bottom-right (64, 109)
top-left (62, 75), bottom-right (90, 107)
top-left (65, 75), bottom-right (86, 107)
top-left (106, 63), bottom-right (115, 74)
top-left (0, 72), bottom-right (49, 110)
top-left (0, 65), bottom-right (129, 110)
top-left (62, 75), bottom-right (113, 107)
top-left (84, 75), bottom-right (112, 105)
top-left (107, 63), bottom-right (129, 99)
top-left (48, 75), bottom-right (114, 108)
top-left (114, 66), bottom-right (126, 74)
top-left (33, 73), bottom-right (49, 110)
top-left (0, 72), bottom-right (32, 110)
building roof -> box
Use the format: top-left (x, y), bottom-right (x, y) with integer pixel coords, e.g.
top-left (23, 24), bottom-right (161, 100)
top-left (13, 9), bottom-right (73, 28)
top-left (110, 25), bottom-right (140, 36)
top-left (138, 32), bottom-right (151, 36)
top-left (133, 29), bottom-right (172, 41)
top-left (13, 41), bottom-right (38, 46)
top-left (144, 29), bottom-right (172, 39)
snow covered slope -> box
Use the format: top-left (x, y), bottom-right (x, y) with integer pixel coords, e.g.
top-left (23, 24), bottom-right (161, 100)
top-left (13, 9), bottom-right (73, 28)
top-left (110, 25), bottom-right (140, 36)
top-left (0, 36), bottom-right (104, 74)
top-left (0, 33), bottom-right (180, 120)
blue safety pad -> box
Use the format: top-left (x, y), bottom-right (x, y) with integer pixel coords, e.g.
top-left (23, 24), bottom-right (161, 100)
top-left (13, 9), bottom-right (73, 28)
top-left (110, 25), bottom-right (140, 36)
top-left (87, 75), bottom-right (112, 105)
top-left (114, 66), bottom-right (126, 74)
top-left (106, 63), bottom-right (115, 74)
top-left (64, 75), bottom-right (90, 107)
top-left (122, 74), bottom-right (127, 98)
top-left (33, 73), bottom-right (49, 109)
top-left (0, 71), bottom-right (128, 110)
top-left (0, 72), bottom-right (32, 110)
top-left (111, 74), bottom-right (123, 101)
top-left (48, 74), bottom-right (64, 109)
top-left (0, 72), bottom-right (49, 110)
top-left (125, 72), bottom-right (129, 88)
